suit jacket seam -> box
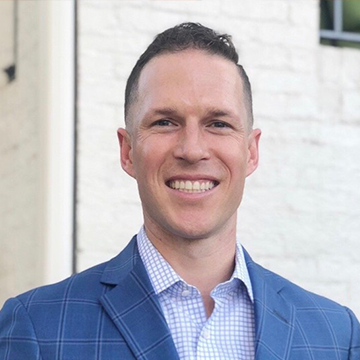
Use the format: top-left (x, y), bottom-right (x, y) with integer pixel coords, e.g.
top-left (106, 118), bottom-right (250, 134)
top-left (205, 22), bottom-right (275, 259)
top-left (345, 306), bottom-right (360, 355)
top-left (14, 296), bottom-right (44, 360)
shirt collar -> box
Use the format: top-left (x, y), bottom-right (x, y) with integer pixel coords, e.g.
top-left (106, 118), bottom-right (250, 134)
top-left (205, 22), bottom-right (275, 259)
top-left (137, 226), bottom-right (254, 302)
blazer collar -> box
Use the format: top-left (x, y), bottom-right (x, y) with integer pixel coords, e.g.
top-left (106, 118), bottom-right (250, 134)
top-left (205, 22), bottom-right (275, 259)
top-left (99, 237), bottom-right (295, 360)
top-left (100, 236), bottom-right (179, 360)
top-left (243, 248), bottom-right (296, 360)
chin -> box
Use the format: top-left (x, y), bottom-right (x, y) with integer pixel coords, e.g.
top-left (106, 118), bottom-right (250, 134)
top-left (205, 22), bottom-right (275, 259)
top-left (165, 220), bottom-right (220, 241)
top-left (165, 210), bottom-right (238, 242)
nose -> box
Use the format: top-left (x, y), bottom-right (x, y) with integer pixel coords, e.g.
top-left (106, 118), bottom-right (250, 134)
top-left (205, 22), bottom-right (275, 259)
top-left (173, 125), bottom-right (210, 164)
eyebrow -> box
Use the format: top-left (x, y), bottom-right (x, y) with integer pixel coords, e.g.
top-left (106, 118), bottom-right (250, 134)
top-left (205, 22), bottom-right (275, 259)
top-left (204, 108), bottom-right (234, 118)
top-left (147, 107), bottom-right (179, 117)
top-left (146, 107), bottom-right (236, 119)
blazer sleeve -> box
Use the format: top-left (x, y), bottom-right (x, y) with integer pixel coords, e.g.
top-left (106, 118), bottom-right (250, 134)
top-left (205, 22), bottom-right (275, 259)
top-left (0, 297), bottom-right (43, 360)
top-left (346, 307), bottom-right (360, 360)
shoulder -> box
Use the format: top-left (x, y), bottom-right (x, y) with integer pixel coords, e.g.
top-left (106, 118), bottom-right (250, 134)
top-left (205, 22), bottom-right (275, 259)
top-left (247, 258), bottom-right (360, 355)
top-left (263, 265), bottom-right (349, 311)
top-left (14, 260), bottom-right (109, 308)
top-left (255, 262), bottom-right (359, 338)
top-left (0, 261), bottom-right (110, 357)
top-left (11, 235), bottom-right (140, 308)
top-left (245, 250), bottom-right (353, 314)
top-left (273, 268), bottom-right (360, 352)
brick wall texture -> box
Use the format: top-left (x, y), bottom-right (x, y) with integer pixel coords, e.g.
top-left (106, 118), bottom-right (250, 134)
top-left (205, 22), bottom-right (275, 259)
top-left (0, 1), bottom-right (45, 306)
top-left (78, 0), bottom-right (360, 317)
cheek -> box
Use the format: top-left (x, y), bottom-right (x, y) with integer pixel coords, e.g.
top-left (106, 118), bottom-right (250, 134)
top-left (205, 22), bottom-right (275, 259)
top-left (219, 143), bottom-right (248, 171)
top-left (134, 149), bottom-right (159, 171)
top-left (136, 136), bottom-right (175, 166)
top-left (133, 146), bottom-right (166, 183)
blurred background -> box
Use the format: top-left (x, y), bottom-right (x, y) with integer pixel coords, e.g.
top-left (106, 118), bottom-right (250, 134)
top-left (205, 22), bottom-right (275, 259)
top-left (0, 0), bottom-right (359, 317)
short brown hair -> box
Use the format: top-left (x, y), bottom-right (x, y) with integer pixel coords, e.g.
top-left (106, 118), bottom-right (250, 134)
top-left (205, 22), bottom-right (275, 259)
top-left (125, 22), bottom-right (253, 127)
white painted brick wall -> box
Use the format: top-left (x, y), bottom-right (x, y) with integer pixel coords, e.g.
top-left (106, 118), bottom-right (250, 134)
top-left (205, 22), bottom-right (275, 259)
top-left (78, 0), bottom-right (360, 317)
top-left (0, 1), bottom-right (45, 306)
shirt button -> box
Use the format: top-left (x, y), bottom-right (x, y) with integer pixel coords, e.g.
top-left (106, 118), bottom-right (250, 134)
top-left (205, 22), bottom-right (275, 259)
top-left (181, 289), bottom-right (190, 297)
top-left (202, 329), bottom-right (211, 339)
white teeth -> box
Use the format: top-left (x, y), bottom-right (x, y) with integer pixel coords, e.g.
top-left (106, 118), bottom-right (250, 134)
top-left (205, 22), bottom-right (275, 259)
top-left (193, 181), bottom-right (200, 190)
top-left (168, 180), bottom-right (216, 192)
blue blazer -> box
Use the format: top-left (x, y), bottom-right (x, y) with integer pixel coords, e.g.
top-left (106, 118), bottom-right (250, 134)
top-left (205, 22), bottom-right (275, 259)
top-left (1, 236), bottom-right (359, 359)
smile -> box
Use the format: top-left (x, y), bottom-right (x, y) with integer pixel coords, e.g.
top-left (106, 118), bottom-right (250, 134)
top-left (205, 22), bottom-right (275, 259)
top-left (167, 180), bottom-right (218, 193)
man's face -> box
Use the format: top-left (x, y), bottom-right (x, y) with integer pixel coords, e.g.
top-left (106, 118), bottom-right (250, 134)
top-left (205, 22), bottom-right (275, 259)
top-left (118, 49), bottom-right (260, 241)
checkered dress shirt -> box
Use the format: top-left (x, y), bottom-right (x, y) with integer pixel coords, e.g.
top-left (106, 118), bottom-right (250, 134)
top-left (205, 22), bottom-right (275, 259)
top-left (137, 227), bottom-right (255, 360)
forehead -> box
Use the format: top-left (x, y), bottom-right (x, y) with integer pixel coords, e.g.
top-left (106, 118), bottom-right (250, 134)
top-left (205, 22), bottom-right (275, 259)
top-left (131, 49), bottom-right (246, 122)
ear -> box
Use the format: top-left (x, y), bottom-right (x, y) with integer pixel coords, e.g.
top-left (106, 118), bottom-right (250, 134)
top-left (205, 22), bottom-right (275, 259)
top-left (246, 128), bottom-right (261, 177)
top-left (117, 128), bottom-right (136, 179)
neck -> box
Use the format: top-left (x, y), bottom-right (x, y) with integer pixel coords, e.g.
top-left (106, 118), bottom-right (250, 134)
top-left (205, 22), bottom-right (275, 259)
top-left (143, 217), bottom-right (238, 316)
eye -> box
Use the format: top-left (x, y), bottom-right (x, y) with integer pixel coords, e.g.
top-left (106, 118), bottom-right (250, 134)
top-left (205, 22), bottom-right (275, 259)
top-left (210, 121), bottom-right (231, 128)
top-left (153, 119), bottom-right (173, 127)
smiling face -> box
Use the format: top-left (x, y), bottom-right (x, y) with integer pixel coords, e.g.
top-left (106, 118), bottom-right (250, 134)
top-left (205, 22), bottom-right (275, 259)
top-left (118, 49), bottom-right (261, 242)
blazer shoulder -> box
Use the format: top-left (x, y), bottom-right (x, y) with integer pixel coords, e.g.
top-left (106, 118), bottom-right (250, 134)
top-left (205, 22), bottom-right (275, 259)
top-left (245, 248), bottom-right (356, 315)
top-left (5, 236), bottom-right (139, 310)
top-left (0, 297), bottom-right (44, 359)
top-left (16, 260), bottom-right (110, 308)
top-left (261, 265), bottom-right (348, 311)
top-left (255, 263), bottom-right (360, 349)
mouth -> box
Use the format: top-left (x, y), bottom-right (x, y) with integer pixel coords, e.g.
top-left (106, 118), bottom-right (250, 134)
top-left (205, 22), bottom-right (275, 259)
top-left (166, 179), bottom-right (219, 193)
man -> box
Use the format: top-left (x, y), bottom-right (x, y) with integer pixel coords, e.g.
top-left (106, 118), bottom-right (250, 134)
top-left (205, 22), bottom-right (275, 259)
top-left (0, 22), bottom-right (359, 360)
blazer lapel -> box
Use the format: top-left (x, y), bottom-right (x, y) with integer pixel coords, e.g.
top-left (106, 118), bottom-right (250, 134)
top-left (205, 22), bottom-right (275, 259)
top-left (244, 249), bottom-right (296, 360)
top-left (100, 236), bottom-right (179, 360)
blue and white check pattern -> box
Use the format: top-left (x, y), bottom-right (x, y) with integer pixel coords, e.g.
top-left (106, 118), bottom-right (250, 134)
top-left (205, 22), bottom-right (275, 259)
top-left (137, 227), bottom-right (255, 360)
